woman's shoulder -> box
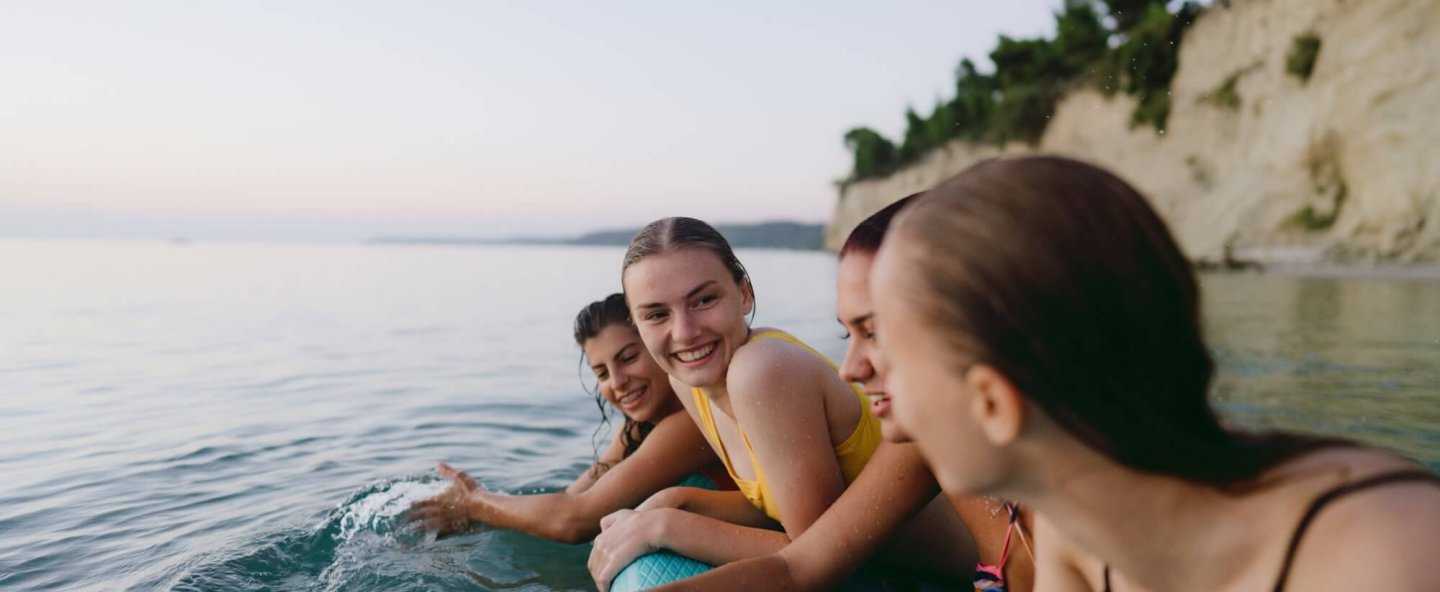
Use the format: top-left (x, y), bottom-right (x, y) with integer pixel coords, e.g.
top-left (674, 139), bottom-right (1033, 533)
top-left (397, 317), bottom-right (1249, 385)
top-left (733, 328), bottom-right (824, 366)
top-left (729, 330), bottom-right (835, 394)
top-left (1257, 446), bottom-right (1437, 534)
top-left (1263, 445), bottom-right (1430, 487)
top-left (1264, 446), bottom-right (1440, 589)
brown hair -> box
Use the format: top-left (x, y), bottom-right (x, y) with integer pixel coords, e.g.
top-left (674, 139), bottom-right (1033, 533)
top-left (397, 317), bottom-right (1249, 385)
top-left (622, 217), bottom-right (749, 286)
top-left (840, 193), bottom-right (921, 258)
top-left (574, 294), bottom-right (653, 472)
top-left (894, 155), bottom-right (1336, 487)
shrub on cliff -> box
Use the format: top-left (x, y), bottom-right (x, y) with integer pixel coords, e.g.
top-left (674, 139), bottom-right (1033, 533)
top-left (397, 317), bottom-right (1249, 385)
top-left (1287, 32), bottom-right (1322, 82)
top-left (843, 127), bottom-right (900, 182)
top-left (1111, 2), bottom-right (1198, 130)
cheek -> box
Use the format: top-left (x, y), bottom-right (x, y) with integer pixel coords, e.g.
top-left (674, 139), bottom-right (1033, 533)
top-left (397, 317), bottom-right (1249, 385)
top-left (635, 326), bottom-right (669, 363)
top-left (598, 380), bottom-right (619, 405)
top-left (887, 365), bottom-right (924, 426)
top-left (887, 361), bottom-right (953, 445)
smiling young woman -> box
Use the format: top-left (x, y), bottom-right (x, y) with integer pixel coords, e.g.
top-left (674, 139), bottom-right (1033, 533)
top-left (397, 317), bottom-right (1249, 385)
top-left (870, 156), bottom-right (1440, 591)
top-left (408, 294), bottom-right (729, 545)
top-left (585, 217), bottom-right (928, 590)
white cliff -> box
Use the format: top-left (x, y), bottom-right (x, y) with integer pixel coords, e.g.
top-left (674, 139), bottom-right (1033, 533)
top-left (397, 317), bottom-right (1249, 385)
top-left (827, 0), bottom-right (1440, 264)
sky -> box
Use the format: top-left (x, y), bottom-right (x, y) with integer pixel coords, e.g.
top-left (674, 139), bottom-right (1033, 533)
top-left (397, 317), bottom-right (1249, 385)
top-left (1, 1), bottom-right (1058, 241)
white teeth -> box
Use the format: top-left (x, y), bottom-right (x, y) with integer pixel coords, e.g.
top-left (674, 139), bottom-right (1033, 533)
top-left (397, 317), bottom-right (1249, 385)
top-left (620, 387), bottom-right (645, 406)
top-left (676, 344), bottom-right (715, 363)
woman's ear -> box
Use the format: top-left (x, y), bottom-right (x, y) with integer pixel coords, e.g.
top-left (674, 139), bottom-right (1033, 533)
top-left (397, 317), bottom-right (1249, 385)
top-left (964, 364), bottom-right (1026, 446)
top-left (739, 280), bottom-right (755, 317)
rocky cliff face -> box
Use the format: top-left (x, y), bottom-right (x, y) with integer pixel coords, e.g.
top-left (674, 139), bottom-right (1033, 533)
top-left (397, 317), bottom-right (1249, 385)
top-left (827, 0), bottom-right (1440, 264)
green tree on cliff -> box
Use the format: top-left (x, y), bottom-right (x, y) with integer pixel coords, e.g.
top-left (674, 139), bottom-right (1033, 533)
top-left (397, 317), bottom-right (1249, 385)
top-left (842, 0), bottom-right (1206, 182)
top-left (843, 127), bottom-right (899, 181)
top-left (898, 107), bottom-right (935, 164)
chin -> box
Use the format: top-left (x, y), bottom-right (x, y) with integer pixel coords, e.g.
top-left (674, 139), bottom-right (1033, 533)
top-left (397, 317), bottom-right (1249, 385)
top-left (675, 368), bottom-right (722, 390)
top-left (880, 424), bottom-right (912, 443)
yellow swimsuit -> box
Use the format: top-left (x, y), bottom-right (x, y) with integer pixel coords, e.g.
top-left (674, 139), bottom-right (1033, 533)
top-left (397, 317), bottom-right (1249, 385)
top-left (690, 330), bottom-right (881, 524)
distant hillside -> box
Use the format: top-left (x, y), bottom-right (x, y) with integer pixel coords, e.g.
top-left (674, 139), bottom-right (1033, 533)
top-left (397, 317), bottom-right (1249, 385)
top-left (573, 222), bottom-right (823, 250)
top-left (371, 221), bottom-right (824, 251)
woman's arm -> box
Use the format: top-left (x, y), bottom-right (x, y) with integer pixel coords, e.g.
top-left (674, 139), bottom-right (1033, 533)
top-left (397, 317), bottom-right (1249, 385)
top-left (411, 411), bottom-right (718, 544)
top-left (566, 427), bottom-right (628, 495)
top-left (727, 338), bottom-right (851, 538)
top-left (639, 486), bottom-right (776, 529)
top-left (650, 442), bottom-right (943, 591)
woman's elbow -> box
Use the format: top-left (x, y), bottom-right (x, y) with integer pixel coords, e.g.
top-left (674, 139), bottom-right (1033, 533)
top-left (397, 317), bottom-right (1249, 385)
top-left (552, 523), bottom-right (598, 545)
top-left (546, 513), bottom-right (602, 544)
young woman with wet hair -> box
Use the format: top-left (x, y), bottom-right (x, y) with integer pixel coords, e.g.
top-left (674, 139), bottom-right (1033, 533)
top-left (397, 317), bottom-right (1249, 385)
top-left (870, 156), bottom-right (1440, 591)
top-left (645, 196), bottom-right (1035, 592)
top-left (409, 294), bottom-right (729, 544)
top-left (586, 217), bottom-right (983, 590)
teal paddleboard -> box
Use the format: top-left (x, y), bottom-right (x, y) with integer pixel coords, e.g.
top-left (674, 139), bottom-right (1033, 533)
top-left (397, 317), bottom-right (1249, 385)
top-left (608, 474), bottom-right (718, 592)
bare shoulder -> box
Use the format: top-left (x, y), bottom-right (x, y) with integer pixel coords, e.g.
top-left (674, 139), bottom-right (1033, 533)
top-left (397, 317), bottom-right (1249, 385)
top-left (1269, 445), bottom-right (1423, 480)
top-left (1274, 447), bottom-right (1440, 589)
top-left (726, 334), bottom-right (827, 404)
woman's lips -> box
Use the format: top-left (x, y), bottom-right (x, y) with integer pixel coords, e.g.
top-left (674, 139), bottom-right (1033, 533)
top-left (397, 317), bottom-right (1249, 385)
top-left (870, 393), bottom-right (891, 417)
top-left (673, 342), bottom-right (717, 366)
top-left (618, 386), bottom-right (647, 412)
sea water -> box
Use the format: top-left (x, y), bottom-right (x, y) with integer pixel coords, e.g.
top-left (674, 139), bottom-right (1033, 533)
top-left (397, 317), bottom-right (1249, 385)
top-left (1, 240), bottom-right (1436, 591)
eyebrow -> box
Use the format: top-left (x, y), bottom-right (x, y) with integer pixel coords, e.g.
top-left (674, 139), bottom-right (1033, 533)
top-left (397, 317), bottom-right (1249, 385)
top-left (635, 280), bottom-right (718, 310)
top-left (591, 343), bottom-right (640, 371)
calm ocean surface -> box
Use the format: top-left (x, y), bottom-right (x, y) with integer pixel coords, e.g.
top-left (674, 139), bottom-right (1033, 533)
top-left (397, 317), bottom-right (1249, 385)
top-left (2, 239), bottom-right (1437, 591)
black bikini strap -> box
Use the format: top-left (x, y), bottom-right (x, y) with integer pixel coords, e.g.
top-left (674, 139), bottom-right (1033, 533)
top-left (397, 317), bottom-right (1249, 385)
top-left (1272, 470), bottom-right (1440, 592)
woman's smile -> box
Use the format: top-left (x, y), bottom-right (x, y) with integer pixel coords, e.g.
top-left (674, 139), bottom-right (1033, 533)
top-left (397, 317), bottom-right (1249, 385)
top-left (673, 341), bottom-right (718, 365)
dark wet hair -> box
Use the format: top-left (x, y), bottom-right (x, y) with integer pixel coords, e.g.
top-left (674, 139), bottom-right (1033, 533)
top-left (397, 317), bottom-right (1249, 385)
top-left (895, 155), bottom-right (1338, 488)
top-left (573, 293), bottom-right (654, 476)
top-left (621, 217), bottom-right (754, 318)
top-left (839, 193), bottom-right (921, 258)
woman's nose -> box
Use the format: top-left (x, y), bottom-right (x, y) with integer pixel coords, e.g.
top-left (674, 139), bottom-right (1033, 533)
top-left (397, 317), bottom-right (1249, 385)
top-left (609, 365), bottom-right (631, 388)
top-left (838, 340), bottom-right (873, 383)
top-left (672, 311), bottom-right (701, 343)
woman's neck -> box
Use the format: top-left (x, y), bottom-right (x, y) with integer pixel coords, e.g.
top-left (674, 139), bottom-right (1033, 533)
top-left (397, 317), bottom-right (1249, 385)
top-left (1013, 449), bottom-right (1266, 591)
top-left (698, 384), bottom-right (733, 416)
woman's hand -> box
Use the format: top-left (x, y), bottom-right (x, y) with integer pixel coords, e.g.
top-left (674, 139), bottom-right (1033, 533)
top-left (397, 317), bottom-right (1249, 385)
top-left (636, 487), bottom-right (689, 512)
top-left (588, 508), bottom-right (671, 592)
top-left (409, 462), bottom-right (485, 536)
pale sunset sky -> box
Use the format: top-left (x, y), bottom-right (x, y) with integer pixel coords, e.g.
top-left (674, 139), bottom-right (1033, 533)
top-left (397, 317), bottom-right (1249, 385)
top-left (1, 1), bottom-right (1058, 241)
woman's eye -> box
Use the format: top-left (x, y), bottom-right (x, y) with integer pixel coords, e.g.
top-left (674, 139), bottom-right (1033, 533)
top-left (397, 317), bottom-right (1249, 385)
top-left (695, 295), bottom-right (716, 307)
top-left (645, 311), bottom-right (668, 322)
top-left (840, 331), bottom-right (851, 341)
top-left (621, 354), bottom-right (638, 364)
